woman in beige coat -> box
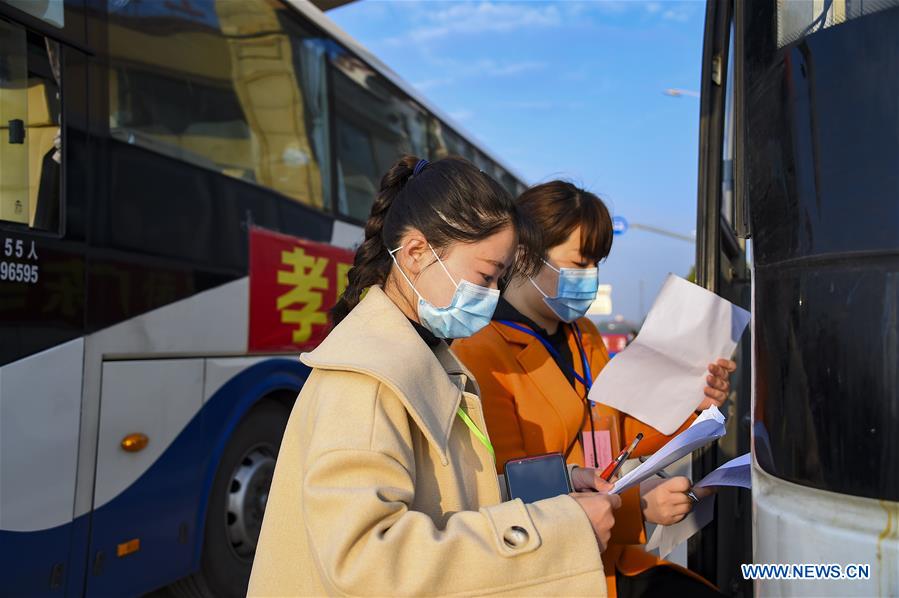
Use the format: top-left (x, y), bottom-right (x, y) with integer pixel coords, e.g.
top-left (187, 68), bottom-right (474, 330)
top-left (249, 155), bottom-right (621, 597)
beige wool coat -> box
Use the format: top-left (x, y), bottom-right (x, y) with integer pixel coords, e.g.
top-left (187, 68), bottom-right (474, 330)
top-left (248, 286), bottom-right (607, 596)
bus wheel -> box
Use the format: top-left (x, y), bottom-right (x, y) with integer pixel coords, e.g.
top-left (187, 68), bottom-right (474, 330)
top-left (171, 401), bottom-right (289, 598)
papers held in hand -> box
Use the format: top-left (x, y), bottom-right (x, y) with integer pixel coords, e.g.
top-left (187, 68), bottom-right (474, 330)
top-left (694, 452), bottom-right (751, 490)
top-left (645, 453), bottom-right (752, 558)
top-left (588, 274), bottom-right (751, 435)
top-left (611, 406), bottom-right (726, 495)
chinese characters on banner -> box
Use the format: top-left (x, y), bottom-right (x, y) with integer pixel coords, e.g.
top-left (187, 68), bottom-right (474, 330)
top-left (249, 227), bottom-right (353, 353)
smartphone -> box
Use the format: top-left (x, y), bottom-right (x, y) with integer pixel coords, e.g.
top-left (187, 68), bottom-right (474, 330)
top-left (504, 453), bottom-right (571, 504)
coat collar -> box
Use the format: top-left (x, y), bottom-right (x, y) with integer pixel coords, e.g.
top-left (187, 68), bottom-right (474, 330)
top-left (492, 314), bottom-right (601, 356)
top-left (491, 318), bottom-right (593, 437)
top-left (300, 286), bottom-right (469, 465)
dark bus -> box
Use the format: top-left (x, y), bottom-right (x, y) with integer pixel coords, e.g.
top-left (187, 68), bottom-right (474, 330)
top-left (694, 1), bottom-right (897, 595)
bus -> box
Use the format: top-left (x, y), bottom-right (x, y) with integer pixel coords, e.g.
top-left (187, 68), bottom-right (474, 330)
top-left (694, 1), bottom-right (898, 595)
top-left (0, 0), bottom-right (526, 596)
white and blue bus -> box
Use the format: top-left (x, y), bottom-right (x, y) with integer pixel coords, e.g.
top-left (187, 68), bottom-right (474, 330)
top-left (694, 1), bottom-right (898, 595)
top-left (0, 1), bottom-right (526, 596)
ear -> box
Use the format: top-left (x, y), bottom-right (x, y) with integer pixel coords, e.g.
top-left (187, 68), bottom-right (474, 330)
top-left (396, 228), bottom-right (430, 275)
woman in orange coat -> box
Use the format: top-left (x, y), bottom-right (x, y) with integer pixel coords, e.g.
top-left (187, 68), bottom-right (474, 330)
top-left (452, 181), bottom-right (736, 598)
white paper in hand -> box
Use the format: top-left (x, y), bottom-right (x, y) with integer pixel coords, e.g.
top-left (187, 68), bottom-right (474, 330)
top-left (645, 495), bottom-right (716, 559)
top-left (694, 452), bottom-right (751, 489)
top-left (588, 274), bottom-right (750, 434)
top-left (611, 406), bottom-right (726, 494)
top-left (645, 452), bottom-right (751, 558)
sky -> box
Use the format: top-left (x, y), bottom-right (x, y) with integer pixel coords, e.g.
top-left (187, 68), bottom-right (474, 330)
top-left (328, 0), bottom-right (706, 323)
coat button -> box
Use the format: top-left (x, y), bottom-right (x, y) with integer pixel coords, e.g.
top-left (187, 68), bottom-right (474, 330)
top-left (503, 526), bottom-right (529, 548)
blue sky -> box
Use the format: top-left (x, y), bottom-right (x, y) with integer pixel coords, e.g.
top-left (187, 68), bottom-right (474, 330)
top-left (329, 0), bottom-right (705, 322)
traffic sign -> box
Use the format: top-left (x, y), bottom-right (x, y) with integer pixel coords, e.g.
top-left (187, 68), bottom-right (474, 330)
top-left (612, 216), bottom-right (628, 235)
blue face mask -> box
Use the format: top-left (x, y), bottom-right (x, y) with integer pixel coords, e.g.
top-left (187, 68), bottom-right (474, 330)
top-left (389, 245), bottom-right (500, 339)
top-left (530, 259), bottom-right (599, 323)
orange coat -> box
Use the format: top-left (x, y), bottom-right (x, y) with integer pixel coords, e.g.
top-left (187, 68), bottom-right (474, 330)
top-left (453, 317), bottom-right (703, 597)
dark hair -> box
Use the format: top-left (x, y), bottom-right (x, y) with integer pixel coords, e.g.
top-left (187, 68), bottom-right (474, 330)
top-left (331, 155), bottom-right (541, 325)
top-left (516, 180), bottom-right (613, 263)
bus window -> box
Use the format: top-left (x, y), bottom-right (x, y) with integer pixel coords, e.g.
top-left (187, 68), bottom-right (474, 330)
top-left (776, 0), bottom-right (899, 48)
top-left (746, 1), bottom-right (899, 501)
top-left (0, 19), bottom-right (61, 233)
top-left (515, 181), bottom-right (527, 196)
top-left (1, 0), bottom-right (64, 28)
top-left (493, 164), bottom-right (519, 197)
top-left (428, 117), bottom-right (475, 162)
top-left (106, 0), bottom-right (330, 211)
top-left (471, 149), bottom-right (496, 179)
top-left (720, 28), bottom-right (735, 230)
top-left (330, 51), bottom-right (428, 221)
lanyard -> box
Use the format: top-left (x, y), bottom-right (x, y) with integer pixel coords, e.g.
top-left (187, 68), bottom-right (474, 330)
top-left (498, 319), bottom-right (599, 465)
top-left (457, 406), bottom-right (495, 460)
top-left (497, 320), bottom-right (594, 399)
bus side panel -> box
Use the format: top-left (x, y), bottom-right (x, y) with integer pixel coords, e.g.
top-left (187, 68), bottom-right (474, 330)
top-left (85, 358), bottom-right (206, 596)
top-left (754, 461), bottom-right (897, 596)
top-left (0, 339), bottom-right (84, 596)
top-left (82, 358), bottom-right (306, 597)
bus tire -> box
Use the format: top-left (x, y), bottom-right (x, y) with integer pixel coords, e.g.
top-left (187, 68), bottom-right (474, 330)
top-left (171, 400), bottom-right (290, 598)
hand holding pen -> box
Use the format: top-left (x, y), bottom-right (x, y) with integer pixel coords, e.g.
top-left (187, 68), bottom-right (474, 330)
top-left (652, 466), bottom-right (700, 503)
top-left (639, 457), bottom-right (714, 525)
top-left (570, 433), bottom-right (643, 492)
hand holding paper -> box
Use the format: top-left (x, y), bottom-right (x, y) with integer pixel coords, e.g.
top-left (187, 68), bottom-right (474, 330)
top-left (645, 453), bottom-right (752, 558)
top-left (611, 406), bottom-right (726, 494)
top-left (588, 274), bottom-right (750, 435)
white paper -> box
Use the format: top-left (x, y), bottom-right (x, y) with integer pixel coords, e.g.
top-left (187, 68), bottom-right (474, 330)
top-left (645, 495), bottom-right (716, 559)
top-left (694, 453), bottom-right (751, 489)
top-left (689, 404), bottom-right (726, 427)
top-left (644, 453), bottom-right (751, 558)
top-left (611, 407), bottom-right (726, 494)
top-left (588, 274), bottom-right (751, 434)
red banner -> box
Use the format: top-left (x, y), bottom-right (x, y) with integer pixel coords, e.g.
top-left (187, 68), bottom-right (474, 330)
top-left (248, 227), bottom-right (354, 353)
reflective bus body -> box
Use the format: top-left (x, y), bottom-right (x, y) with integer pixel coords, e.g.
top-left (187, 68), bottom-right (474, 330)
top-left (0, 1), bottom-right (524, 595)
top-left (696, 2), bottom-right (898, 595)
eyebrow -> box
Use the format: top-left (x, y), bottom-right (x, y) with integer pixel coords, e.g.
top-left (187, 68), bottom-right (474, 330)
top-left (479, 257), bottom-right (509, 271)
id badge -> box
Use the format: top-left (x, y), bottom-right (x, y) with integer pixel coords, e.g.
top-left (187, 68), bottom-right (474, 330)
top-left (582, 430), bottom-right (613, 469)
top-left (582, 411), bottom-right (619, 470)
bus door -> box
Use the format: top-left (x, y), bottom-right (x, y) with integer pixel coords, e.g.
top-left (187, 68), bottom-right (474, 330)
top-left (0, 1), bottom-right (90, 596)
top-left (693, 1), bottom-right (753, 594)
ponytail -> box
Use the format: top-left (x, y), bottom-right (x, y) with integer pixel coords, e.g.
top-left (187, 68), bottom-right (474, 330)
top-left (331, 156), bottom-right (418, 325)
top-left (331, 154), bottom-right (541, 326)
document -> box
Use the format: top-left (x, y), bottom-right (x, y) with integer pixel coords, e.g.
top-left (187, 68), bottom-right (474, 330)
top-left (610, 407), bottom-right (726, 495)
top-left (588, 274), bottom-right (751, 434)
top-left (694, 452), bottom-right (751, 489)
top-left (645, 453), bottom-right (752, 558)
top-left (646, 495), bottom-right (716, 559)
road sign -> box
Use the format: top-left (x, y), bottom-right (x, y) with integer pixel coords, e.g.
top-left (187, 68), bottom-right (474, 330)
top-left (612, 216), bottom-right (628, 235)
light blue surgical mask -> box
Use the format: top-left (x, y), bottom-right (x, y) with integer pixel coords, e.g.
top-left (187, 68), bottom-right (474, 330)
top-left (530, 259), bottom-right (599, 323)
top-left (389, 244), bottom-right (500, 339)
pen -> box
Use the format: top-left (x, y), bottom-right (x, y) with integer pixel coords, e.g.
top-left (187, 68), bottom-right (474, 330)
top-left (641, 457), bottom-right (700, 503)
top-left (601, 433), bottom-right (643, 481)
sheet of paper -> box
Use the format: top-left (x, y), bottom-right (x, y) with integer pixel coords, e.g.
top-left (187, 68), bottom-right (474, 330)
top-left (645, 495), bottom-right (716, 559)
top-left (689, 404), bottom-right (727, 428)
top-left (588, 274), bottom-right (751, 434)
top-left (644, 453), bottom-right (751, 558)
top-left (611, 406), bottom-right (726, 494)
top-left (695, 453), bottom-right (751, 489)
